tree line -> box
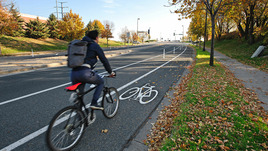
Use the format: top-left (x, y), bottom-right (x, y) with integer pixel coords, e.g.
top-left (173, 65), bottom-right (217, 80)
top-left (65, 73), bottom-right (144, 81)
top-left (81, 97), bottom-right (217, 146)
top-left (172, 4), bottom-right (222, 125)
top-left (169, 0), bottom-right (268, 66)
top-left (0, 1), bottom-right (114, 44)
top-left (171, 0), bottom-right (267, 44)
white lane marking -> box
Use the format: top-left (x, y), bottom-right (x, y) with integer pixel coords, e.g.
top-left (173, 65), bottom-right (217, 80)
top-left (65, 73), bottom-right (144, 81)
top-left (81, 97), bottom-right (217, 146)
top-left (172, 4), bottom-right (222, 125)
top-left (0, 48), bottom-right (179, 106)
top-left (0, 83), bottom-right (70, 106)
top-left (0, 46), bottom-right (187, 151)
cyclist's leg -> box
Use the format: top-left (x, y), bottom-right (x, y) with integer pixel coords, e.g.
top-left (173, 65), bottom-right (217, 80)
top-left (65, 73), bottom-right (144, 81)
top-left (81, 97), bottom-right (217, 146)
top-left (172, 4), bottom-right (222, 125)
top-left (70, 68), bottom-right (104, 109)
top-left (81, 71), bottom-right (104, 109)
top-left (88, 73), bottom-right (104, 106)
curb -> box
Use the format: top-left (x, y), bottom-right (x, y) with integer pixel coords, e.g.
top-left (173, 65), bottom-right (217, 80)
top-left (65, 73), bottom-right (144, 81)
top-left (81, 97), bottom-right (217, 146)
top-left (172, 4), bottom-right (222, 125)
top-left (0, 50), bottom-right (132, 76)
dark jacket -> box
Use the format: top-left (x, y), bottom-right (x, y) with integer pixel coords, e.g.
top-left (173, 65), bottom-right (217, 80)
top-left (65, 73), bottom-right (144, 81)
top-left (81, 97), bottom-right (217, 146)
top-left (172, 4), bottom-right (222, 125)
top-left (81, 36), bottom-right (112, 74)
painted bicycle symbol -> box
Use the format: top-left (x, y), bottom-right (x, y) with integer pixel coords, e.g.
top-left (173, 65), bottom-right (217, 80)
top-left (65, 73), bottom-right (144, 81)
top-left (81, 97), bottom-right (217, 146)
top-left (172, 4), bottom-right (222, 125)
top-left (119, 83), bottom-right (158, 104)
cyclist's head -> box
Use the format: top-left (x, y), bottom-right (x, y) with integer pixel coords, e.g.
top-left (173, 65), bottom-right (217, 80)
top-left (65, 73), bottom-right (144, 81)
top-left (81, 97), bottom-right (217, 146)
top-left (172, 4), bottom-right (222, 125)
top-left (86, 30), bottom-right (99, 40)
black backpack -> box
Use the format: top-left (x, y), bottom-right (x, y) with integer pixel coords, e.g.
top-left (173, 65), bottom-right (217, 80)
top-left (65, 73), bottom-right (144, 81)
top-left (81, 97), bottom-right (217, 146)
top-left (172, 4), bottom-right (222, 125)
top-left (67, 40), bottom-right (88, 68)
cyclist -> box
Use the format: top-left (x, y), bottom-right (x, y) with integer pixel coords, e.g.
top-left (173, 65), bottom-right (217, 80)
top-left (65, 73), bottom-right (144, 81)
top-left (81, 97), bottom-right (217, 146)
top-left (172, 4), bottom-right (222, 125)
top-left (70, 30), bottom-right (116, 110)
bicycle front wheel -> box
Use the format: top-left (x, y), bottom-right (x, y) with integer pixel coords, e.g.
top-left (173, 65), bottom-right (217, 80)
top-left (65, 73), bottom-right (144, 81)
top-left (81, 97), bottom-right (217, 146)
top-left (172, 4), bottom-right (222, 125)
top-left (139, 89), bottom-right (158, 105)
top-left (46, 106), bottom-right (86, 151)
top-left (119, 87), bottom-right (139, 100)
top-left (102, 87), bottom-right (119, 118)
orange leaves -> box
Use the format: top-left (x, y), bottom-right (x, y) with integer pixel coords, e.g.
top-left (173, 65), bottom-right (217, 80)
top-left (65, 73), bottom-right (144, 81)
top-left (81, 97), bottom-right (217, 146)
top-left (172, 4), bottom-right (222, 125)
top-left (148, 49), bottom-right (268, 150)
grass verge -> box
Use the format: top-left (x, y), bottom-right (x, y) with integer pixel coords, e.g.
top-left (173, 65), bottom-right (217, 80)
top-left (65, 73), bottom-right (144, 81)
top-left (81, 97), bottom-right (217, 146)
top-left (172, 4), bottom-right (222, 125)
top-left (206, 39), bottom-right (267, 72)
top-left (147, 46), bottom-right (268, 150)
top-left (0, 35), bottom-right (68, 55)
top-left (0, 35), bottom-right (127, 55)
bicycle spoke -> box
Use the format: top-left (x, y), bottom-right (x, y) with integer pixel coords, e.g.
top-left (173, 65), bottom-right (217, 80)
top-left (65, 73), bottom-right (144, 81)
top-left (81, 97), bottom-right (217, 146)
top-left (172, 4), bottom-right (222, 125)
top-left (54, 131), bottom-right (67, 149)
top-left (46, 106), bottom-right (85, 151)
top-left (102, 87), bottom-right (119, 118)
top-left (105, 105), bottom-right (112, 115)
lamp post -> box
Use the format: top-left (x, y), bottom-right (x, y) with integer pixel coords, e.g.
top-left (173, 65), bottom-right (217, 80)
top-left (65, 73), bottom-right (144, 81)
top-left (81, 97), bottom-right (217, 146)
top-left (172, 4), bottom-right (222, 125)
top-left (137, 18), bottom-right (140, 35)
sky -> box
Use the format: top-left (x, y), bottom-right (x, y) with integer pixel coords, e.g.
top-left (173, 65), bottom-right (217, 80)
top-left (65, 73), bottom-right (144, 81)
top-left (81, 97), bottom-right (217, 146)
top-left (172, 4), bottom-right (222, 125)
top-left (13, 0), bottom-right (191, 41)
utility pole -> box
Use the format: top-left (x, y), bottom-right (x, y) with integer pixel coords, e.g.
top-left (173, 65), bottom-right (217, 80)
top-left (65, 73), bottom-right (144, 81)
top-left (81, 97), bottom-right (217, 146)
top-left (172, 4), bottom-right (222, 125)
top-left (55, 1), bottom-right (68, 19)
top-left (59, 2), bottom-right (67, 19)
top-left (55, 0), bottom-right (59, 19)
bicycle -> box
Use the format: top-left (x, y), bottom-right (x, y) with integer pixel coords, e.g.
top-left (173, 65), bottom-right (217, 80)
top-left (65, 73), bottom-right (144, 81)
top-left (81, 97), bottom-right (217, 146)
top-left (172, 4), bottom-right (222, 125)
top-left (46, 74), bottom-right (119, 151)
top-left (119, 83), bottom-right (158, 104)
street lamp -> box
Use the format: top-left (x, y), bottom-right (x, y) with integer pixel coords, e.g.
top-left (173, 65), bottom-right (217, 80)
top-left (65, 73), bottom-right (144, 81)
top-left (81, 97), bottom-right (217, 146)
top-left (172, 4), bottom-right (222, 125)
top-left (137, 18), bottom-right (140, 35)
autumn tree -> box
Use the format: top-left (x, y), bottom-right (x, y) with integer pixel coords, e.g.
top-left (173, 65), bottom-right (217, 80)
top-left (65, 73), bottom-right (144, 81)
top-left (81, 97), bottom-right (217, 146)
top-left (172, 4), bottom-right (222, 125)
top-left (132, 32), bottom-right (138, 44)
top-left (92, 20), bottom-right (104, 36)
top-left (0, 0), bottom-right (11, 35)
top-left (8, 3), bottom-right (25, 37)
top-left (170, 0), bottom-right (228, 66)
top-left (229, 0), bottom-right (268, 44)
top-left (58, 10), bottom-right (85, 41)
top-left (119, 27), bottom-right (129, 44)
top-left (101, 20), bottom-right (114, 47)
top-left (25, 17), bottom-right (50, 39)
top-left (188, 11), bottom-right (207, 41)
top-left (85, 20), bottom-right (94, 34)
top-left (47, 13), bottom-right (59, 39)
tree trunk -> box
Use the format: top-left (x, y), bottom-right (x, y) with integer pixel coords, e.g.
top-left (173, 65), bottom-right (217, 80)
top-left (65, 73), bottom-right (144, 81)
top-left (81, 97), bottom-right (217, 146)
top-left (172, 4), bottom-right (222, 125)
top-left (248, 4), bottom-right (255, 44)
top-left (203, 9), bottom-right (208, 52)
top-left (210, 15), bottom-right (215, 66)
top-left (245, 16), bottom-right (250, 40)
top-left (237, 23), bottom-right (245, 37)
top-left (106, 38), bottom-right (109, 47)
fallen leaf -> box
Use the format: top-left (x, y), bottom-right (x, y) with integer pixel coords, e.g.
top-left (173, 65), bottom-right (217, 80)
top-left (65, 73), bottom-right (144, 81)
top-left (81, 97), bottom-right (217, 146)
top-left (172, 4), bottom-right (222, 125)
top-left (101, 129), bottom-right (108, 133)
top-left (222, 117), bottom-right (227, 121)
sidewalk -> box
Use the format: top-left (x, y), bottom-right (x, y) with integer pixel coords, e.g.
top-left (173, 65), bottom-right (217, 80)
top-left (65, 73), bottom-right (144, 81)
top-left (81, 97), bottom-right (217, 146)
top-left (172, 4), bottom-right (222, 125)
top-left (0, 49), bottom-right (132, 76)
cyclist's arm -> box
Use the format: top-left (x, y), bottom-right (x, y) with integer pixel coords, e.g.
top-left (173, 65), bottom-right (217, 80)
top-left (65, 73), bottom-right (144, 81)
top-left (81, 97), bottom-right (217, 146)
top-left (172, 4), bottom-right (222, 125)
top-left (94, 44), bottom-right (113, 74)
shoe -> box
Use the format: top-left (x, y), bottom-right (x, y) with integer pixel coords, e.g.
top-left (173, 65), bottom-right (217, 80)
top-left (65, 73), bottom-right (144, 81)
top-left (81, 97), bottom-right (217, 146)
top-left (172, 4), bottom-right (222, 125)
top-left (90, 104), bottom-right (104, 110)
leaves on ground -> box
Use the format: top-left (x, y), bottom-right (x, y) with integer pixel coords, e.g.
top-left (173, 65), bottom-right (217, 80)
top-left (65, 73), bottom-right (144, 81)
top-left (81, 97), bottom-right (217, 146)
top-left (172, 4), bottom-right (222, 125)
top-left (147, 49), bottom-right (268, 151)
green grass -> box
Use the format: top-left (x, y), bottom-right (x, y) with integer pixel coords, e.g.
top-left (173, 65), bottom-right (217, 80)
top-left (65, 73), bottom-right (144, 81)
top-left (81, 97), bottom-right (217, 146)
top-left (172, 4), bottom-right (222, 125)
top-left (0, 35), bottom-right (68, 55)
top-left (0, 35), bottom-right (127, 55)
top-left (152, 47), bottom-right (268, 150)
top-left (98, 38), bottom-right (126, 48)
top-left (206, 39), bottom-right (268, 72)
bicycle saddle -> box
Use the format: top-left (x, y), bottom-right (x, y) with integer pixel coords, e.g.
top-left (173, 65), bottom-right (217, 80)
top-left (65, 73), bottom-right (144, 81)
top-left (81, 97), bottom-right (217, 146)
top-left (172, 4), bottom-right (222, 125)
top-left (65, 83), bottom-right (82, 91)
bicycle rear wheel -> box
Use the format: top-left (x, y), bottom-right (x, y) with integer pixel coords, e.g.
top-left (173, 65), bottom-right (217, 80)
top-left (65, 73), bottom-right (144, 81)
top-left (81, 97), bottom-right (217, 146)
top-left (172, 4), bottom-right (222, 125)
top-left (46, 106), bottom-right (86, 151)
top-left (119, 87), bottom-right (139, 100)
top-left (139, 89), bottom-right (158, 104)
top-left (102, 87), bottom-right (119, 118)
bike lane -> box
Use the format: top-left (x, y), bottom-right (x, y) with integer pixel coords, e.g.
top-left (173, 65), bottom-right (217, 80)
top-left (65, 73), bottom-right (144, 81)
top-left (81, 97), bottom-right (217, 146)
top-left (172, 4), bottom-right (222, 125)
top-left (0, 43), bottom-right (194, 151)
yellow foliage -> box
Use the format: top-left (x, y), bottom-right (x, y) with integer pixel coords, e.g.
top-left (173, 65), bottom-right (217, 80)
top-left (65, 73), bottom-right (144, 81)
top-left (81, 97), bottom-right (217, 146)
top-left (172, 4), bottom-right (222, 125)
top-left (58, 10), bottom-right (85, 41)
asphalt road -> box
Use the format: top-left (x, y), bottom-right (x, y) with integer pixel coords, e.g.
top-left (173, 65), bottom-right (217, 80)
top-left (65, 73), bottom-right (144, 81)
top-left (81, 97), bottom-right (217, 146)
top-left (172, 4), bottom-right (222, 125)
top-left (0, 43), bottom-right (193, 151)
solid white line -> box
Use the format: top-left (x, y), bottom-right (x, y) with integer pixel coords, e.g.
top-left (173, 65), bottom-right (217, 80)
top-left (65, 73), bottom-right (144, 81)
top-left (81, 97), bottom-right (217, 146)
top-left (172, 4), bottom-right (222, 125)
top-left (117, 46), bottom-right (187, 91)
top-left (0, 48), bottom-right (177, 107)
top-left (0, 83), bottom-right (71, 106)
top-left (0, 46), bottom-right (187, 151)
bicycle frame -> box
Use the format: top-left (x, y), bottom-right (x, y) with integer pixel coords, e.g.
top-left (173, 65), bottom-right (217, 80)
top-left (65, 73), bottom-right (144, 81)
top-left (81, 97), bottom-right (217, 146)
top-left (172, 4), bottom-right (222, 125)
top-left (70, 82), bottom-right (114, 121)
